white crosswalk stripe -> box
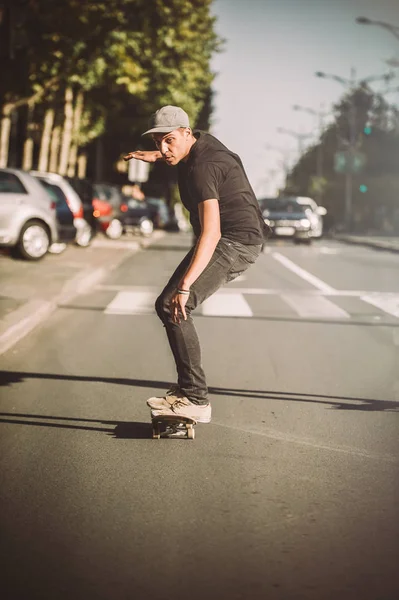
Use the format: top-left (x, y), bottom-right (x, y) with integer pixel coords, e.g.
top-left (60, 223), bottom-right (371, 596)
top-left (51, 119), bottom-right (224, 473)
top-left (361, 294), bottom-right (399, 318)
top-left (281, 293), bottom-right (350, 319)
top-left (101, 288), bottom-right (399, 320)
top-left (201, 293), bottom-right (253, 317)
top-left (104, 291), bottom-right (156, 315)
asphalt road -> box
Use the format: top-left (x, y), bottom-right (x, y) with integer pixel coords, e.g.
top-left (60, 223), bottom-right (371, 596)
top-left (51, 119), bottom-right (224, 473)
top-left (1, 233), bottom-right (398, 600)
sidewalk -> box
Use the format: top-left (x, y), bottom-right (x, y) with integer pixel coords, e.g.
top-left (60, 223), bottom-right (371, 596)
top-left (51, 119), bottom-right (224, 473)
top-left (0, 233), bottom-right (164, 355)
top-left (333, 234), bottom-right (399, 254)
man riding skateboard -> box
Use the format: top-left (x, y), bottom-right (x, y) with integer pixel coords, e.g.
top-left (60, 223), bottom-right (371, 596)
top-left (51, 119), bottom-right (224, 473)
top-left (124, 105), bottom-right (267, 424)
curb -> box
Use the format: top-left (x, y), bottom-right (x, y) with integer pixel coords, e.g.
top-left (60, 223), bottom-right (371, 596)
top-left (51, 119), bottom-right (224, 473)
top-left (334, 235), bottom-right (399, 254)
top-left (0, 233), bottom-right (164, 356)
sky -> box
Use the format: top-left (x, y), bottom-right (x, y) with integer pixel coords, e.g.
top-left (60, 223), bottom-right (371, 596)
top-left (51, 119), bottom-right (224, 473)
top-left (209, 0), bottom-right (399, 197)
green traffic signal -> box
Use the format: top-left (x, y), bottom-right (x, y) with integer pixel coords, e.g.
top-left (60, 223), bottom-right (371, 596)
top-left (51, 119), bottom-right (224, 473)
top-left (363, 126), bottom-right (372, 135)
top-left (359, 184), bottom-right (368, 193)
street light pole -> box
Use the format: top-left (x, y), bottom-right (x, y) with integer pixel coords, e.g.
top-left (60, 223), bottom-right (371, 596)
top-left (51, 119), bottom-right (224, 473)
top-left (292, 104), bottom-right (329, 203)
top-left (346, 67), bottom-right (357, 232)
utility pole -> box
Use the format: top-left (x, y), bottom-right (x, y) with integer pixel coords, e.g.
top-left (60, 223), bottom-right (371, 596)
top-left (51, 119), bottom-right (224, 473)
top-left (345, 67), bottom-right (357, 232)
top-left (292, 104), bottom-right (329, 203)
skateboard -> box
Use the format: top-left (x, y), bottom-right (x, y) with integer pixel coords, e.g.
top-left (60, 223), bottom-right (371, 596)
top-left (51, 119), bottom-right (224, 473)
top-left (151, 414), bottom-right (196, 439)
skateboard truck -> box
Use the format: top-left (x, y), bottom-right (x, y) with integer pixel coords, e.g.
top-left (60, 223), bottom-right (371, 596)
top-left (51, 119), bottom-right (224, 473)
top-left (151, 414), bottom-right (196, 439)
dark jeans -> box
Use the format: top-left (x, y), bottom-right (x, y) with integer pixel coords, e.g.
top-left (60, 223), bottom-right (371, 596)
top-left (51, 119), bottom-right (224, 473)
top-left (155, 237), bottom-right (262, 404)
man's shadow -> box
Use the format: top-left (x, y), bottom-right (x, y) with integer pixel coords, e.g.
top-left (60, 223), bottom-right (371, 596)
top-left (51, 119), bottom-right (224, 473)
top-left (0, 410), bottom-right (152, 439)
top-left (0, 370), bottom-right (397, 440)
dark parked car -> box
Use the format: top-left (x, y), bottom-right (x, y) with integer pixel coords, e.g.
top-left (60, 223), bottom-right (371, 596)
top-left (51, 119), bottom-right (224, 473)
top-left (258, 197), bottom-right (312, 243)
top-left (119, 198), bottom-right (154, 236)
top-left (64, 176), bottom-right (99, 238)
top-left (92, 183), bottom-right (124, 239)
top-left (31, 171), bottom-right (96, 247)
top-left (145, 197), bottom-right (170, 229)
top-left (38, 179), bottom-right (76, 243)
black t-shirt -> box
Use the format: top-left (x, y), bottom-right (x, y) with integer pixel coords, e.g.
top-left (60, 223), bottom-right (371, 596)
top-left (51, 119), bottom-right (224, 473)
top-left (177, 131), bottom-right (267, 245)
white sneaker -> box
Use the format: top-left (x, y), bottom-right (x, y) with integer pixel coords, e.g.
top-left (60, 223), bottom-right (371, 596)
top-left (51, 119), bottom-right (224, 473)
top-left (146, 385), bottom-right (181, 409)
top-left (171, 396), bottom-right (212, 423)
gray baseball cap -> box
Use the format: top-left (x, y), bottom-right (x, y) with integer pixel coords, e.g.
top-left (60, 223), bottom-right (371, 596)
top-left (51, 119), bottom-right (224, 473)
top-left (142, 105), bottom-right (190, 136)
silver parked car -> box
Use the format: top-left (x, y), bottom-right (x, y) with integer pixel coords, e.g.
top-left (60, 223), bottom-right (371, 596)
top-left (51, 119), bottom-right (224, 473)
top-left (0, 168), bottom-right (59, 260)
top-left (295, 196), bottom-right (327, 238)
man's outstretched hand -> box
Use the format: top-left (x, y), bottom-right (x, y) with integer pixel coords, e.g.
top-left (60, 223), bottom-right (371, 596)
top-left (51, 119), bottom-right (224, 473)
top-left (123, 150), bottom-right (162, 162)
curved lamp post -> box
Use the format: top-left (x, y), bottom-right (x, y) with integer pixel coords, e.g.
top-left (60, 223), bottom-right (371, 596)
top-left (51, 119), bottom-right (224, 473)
top-left (356, 17), bottom-right (399, 42)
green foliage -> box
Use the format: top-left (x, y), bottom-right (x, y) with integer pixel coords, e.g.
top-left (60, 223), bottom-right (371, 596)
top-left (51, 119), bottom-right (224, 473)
top-left (1, 0), bottom-right (222, 176)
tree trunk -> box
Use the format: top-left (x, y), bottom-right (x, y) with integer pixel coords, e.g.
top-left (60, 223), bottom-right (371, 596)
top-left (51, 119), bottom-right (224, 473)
top-left (58, 86), bottom-right (74, 175)
top-left (0, 106), bottom-right (12, 168)
top-left (49, 125), bottom-right (61, 173)
top-left (38, 107), bottom-right (55, 172)
top-left (77, 153), bottom-right (87, 178)
top-left (0, 77), bottom-right (59, 169)
top-left (67, 90), bottom-right (84, 177)
top-left (22, 102), bottom-right (35, 171)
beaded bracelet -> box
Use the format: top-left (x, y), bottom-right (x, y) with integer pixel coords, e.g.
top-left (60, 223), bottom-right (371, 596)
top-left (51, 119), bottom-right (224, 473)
top-left (177, 289), bottom-right (190, 295)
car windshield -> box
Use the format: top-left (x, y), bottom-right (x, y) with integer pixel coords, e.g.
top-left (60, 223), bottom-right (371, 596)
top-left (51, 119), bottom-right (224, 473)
top-left (126, 198), bottom-right (146, 209)
top-left (0, 171), bottom-right (27, 194)
top-left (296, 201), bottom-right (312, 211)
top-left (259, 198), bottom-right (306, 214)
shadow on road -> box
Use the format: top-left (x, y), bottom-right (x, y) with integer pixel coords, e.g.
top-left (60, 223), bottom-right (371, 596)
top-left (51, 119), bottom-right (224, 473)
top-left (0, 411), bottom-right (152, 438)
top-left (147, 245), bottom-right (193, 252)
top-left (0, 370), bottom-right (398, 412)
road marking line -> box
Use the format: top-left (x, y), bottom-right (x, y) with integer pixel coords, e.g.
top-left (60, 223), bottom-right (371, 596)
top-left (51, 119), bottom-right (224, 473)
top-left (104, 291), bottom-right (156, 315)
top-left (98, 284), bottom-right (393, 297)
top-left (281, 293), bottom-right (350, 319)
top-left (361, 294), bottom-right (399, 318)
top-left (201, 293), bottom-right (253, 317)
top-left (272, 252), bottom-right (336, 293)
top-left (211, 422), bottom-right (398, 462)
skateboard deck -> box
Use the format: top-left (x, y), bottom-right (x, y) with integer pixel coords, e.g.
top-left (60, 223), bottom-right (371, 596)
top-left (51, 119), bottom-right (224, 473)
top-left (151, 413), bottom-right (196, 439)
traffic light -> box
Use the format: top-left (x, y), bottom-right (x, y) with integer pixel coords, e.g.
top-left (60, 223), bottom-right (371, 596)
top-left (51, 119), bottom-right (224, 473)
top-left (363, 125), bottom-right (372, 135)
top-left (359, 184), bottom-right (368, 193)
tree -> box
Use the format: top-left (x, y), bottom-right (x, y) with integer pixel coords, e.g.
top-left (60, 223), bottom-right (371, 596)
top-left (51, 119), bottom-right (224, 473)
top-left (285, 85), bottom-right (399, 231)
top-left (0, 0), bottom-right (222, 181)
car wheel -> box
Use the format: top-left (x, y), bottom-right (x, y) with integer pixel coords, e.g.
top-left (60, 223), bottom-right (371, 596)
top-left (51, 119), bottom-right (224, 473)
top-left (139, 218), bottom-right (154, 237)
top-left (16, 220), bottom-right (50, 260)
top-left (75, 222), bottom-right (93, 247)
top-left (105, 218), bottom-right (123, 240)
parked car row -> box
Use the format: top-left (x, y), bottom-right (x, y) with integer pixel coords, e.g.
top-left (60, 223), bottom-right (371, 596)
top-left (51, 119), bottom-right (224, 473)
top-left (0, 167), bottom-right (177, 260)
top-left (31, 171), bottom-right (95, 247)
top-left (258, 196), bottom-right (327, 244)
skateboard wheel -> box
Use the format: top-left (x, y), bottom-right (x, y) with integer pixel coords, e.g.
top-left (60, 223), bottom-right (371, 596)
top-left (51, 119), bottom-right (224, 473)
top-left (152, 427), bottom-right (160, 439)
top-left (187, 427), bottom-right (195, 440)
